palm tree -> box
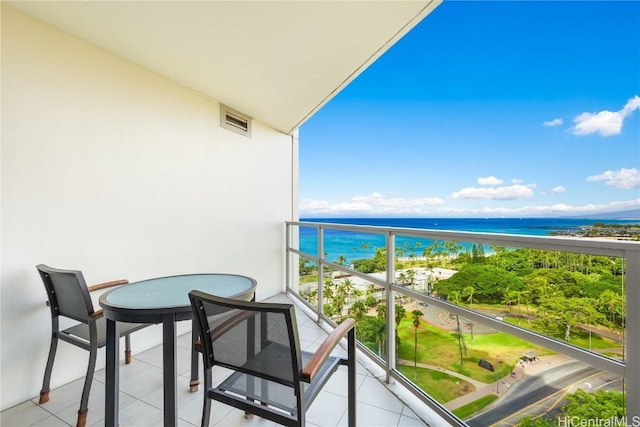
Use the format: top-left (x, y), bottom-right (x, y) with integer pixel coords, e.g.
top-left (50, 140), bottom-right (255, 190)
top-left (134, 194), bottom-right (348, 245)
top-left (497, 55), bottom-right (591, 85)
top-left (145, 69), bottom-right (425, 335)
top-left (340, 278), bottom-right (356, 305)
top-left (305, 288), bottom-right (318, 305)
top-left (446, 240), bottom-right (461, 260)
top-left (407, 269), bottom-right (416, 291)
top-left (332, 293), bottom-right (346, 319)
top-left (599, 289), bottom-right (621, 325)
top-left (376, 304), bottom-right (386, 320)
top-left (463, 286), bottom-right (475, 306)
top-left (414, 242), bottom-right (422, 264)
top-left (448, 290), bottom-right (466, 365)
top-left (411, 309), bottom-right (423, 378)
top-left (360, 242), bottom-right (370, 257)
top-left (370, 317), bottom-right (386, 357)
top-left (365, 284), bottom-right (378, 307)
top-left (323, 278), bottom-right (335, 304)
top-left (520, 289), bottom-right (532, 327)
top-left (462, 286), bottom-right (475, 342)
top-left (351, 301), bottom-right (366, 319)
top-left (394, 303), bottom-right (407, 351)
top-left (397, 271), bottom-right (408, 286)
top-left (350, 301), bottom-right (367, 325)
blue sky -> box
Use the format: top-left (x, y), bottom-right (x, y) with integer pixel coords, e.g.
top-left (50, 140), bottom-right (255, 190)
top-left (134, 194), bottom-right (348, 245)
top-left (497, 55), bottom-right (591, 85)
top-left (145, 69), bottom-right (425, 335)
top-left (299, 1), bottom-right (640, 218)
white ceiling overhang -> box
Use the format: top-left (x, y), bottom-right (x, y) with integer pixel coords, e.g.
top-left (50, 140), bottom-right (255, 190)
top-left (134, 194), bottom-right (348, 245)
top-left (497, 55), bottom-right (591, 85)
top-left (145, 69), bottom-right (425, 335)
top-left (7, 1), bottom-right (441, 134)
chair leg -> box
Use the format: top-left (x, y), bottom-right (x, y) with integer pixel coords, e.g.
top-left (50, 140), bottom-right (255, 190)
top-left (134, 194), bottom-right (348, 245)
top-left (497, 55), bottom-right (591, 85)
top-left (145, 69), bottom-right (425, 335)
top-left (200, 368), bottom-right (212, 427)
top-left (39, 334), bottom-right (59, 404)
top-left (190, 320), bottom-right (200, 392)
top-left (76, 410), bottom-right (88, 427)
top-left (124, 334), bottom-right (132, 364)
top-left (347, 328), bottom-right (356, 427)
top-left (76, 344), bottom-right (98, 427)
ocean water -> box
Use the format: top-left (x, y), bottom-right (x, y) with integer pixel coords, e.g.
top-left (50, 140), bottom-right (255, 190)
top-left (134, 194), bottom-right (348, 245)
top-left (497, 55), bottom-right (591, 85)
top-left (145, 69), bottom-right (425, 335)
top-left (298, 217), bottom-right (639, 264)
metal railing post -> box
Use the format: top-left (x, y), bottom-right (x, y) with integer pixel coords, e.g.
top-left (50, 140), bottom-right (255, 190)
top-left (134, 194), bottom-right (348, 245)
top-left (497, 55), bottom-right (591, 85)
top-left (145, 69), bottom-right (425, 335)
top-left (317, 226), bottom-right (324, 323)
top-left (385, 231), bottom-right (396, 383)
top-left (285, 223), bottom-right (291, 290)
top-left (625, 248), bottom-right (640, 418)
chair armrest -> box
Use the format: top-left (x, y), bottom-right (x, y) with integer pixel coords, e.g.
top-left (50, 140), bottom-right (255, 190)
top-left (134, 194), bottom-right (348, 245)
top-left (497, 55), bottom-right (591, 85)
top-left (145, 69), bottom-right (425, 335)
top-left (86, 279), bottom-right (127, 317)
top-left (87, 279), bottom-right (129, 292)
top-left (300, 318), bottom-right (356, 383)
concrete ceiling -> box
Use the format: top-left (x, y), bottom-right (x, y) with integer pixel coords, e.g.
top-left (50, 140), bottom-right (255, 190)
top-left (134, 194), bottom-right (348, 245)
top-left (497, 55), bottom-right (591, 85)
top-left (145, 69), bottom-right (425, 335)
top-left (7, 1), bottom-right (441, 134)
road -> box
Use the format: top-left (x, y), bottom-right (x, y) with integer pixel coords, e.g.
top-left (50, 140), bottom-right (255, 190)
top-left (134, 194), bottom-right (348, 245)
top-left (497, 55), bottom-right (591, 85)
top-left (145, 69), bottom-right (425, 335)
top-left (466, 360), bottom-right (608, 426)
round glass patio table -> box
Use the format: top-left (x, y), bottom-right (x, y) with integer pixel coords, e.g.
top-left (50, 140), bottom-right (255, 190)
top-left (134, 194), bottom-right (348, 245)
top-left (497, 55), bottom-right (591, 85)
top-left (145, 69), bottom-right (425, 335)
top-left (99, 273), bottom-right (257, 427)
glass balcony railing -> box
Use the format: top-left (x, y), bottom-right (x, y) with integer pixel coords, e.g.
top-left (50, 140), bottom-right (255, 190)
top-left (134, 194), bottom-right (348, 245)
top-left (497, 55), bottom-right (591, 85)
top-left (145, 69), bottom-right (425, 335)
top-left (285, 220), bottom-right (640, 426)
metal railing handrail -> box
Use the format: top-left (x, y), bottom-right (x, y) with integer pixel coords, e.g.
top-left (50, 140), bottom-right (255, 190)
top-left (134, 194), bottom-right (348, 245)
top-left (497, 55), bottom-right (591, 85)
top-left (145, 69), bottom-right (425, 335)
top-left (285, 220), bottom-right (640, 424)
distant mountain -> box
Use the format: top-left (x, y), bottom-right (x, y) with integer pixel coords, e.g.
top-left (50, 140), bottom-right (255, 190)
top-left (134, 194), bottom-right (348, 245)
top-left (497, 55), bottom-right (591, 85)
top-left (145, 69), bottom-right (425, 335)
top-left (566, 209), bottom-right (640, 220)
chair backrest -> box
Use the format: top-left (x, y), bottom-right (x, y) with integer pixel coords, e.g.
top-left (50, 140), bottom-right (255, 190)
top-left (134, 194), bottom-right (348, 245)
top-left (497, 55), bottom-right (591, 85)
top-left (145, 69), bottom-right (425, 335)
top-left (37, 264), bottom-right (95, 323)
top-left (189, 290), bottom-right (303, 388)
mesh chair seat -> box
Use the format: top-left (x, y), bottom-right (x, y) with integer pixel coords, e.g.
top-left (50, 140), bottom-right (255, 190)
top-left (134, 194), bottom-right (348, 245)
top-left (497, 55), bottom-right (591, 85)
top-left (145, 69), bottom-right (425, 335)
top-left (189, 290), bottom-right (356, 427)
top-left (62, 317), bottom-right (148, 348)
top-left (213, 345), bottom-right (342, 417)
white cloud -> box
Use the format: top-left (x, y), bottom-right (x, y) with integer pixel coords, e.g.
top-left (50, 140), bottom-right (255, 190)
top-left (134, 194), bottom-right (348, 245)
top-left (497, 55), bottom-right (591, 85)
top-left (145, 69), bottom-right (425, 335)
top-left (300, 193), bottom-right (445, 215)
top-left (586, 168), bottom-right (640, 189)
top-left (352, 193), bottom-right (445, 209)
top-left (477, 176), bottom-right (503, 186)
top-left (299, 199), bottom-right (331, 211)
top-left (450, 183), bottom-right (536, 200)
top-left (552, 186), bottom-right (566, 193)
top-left (571, 95), bottom-right (640, 137)
top-left (300, 194), bottom-right (640, 218)
top-left (427, 199), bottom-right (640, 217)
top-left (543, 118), bottom-right (563, 127)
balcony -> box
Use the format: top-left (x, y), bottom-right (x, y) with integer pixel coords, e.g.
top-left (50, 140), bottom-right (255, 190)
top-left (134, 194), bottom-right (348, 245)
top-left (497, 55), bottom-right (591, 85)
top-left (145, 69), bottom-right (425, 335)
top-left (284, 220), bottom-right (640, 425)
top-left (0, 293), bottom-right (429, 427)
top-left (3, 221), bottom-right (637, 426)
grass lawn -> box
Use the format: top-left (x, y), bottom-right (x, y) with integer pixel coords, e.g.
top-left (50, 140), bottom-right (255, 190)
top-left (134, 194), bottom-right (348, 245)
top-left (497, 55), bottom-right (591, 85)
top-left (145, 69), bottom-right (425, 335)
top-left (397, 318), bottom-right (548, 383)
top-left (395, 364), bottom-right (474, 403)
top-left (452, 395), bottom-right (498, 419)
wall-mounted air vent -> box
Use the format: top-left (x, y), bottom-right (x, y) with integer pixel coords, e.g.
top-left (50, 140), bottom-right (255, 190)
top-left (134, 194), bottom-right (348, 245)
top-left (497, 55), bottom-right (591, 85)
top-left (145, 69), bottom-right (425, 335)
top-left (220, 104), bottom-right (251, 137)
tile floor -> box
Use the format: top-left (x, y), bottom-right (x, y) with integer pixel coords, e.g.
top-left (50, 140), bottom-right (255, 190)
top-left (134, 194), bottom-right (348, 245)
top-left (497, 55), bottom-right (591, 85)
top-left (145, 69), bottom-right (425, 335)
top-left (1, 294), bottom-right (433, 427)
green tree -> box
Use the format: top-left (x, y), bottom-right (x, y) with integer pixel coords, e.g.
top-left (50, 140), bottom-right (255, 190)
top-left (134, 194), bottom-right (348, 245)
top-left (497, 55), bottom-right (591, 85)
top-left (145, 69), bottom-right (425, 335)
top-left (462, 285), bottom-right (476, 342)
top-left (351, 301), bottom-right (367, 339)
top-left (411, 309), bottom-right (423, 378)
top-left (448, 290), bottom-right (466, 365)
top-left (517, 416), bottom-right (555, 427)
top-left (339, 278), bottom-right (356, 305)
top-left (407, 269), bottom-right (416, 291)
top-left (598, 289), bottom-right (623, 326)
top-left (359, 316), bottom-right (386, 357)
top-left (350, 301), bottom-right (366, 323)
top-left (518, 389), bottom-right (625, 425)
top-left (538, 296), bottom-right (606, 341)
top-left (397, 271), bottom-right (409, 286)
top-left (563, 389), bottom-right (625, 418)
top-left (395, 304), bottom-right (407, 351)
top-left (435, 264), bottom-right (524, 304)
top-left (305, 288), bottom-right (318, 305)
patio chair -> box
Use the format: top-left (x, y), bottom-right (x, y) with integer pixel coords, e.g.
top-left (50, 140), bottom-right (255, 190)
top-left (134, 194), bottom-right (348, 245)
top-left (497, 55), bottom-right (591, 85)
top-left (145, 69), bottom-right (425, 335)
top-left (36, 264), bottom-right (149, 427)
top-left (189, 290), bottom-right (356, 427)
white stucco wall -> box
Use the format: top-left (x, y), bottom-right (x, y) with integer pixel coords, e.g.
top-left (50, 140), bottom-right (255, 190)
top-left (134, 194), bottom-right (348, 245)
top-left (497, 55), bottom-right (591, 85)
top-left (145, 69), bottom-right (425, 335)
top-left (1, 5), bottom-right (295, 410)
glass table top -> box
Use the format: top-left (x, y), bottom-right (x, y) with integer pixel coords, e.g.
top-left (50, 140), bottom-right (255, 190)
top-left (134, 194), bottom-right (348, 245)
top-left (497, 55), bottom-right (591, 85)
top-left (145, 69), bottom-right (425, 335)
top-left (101, 274), bottom-right (255, 309)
